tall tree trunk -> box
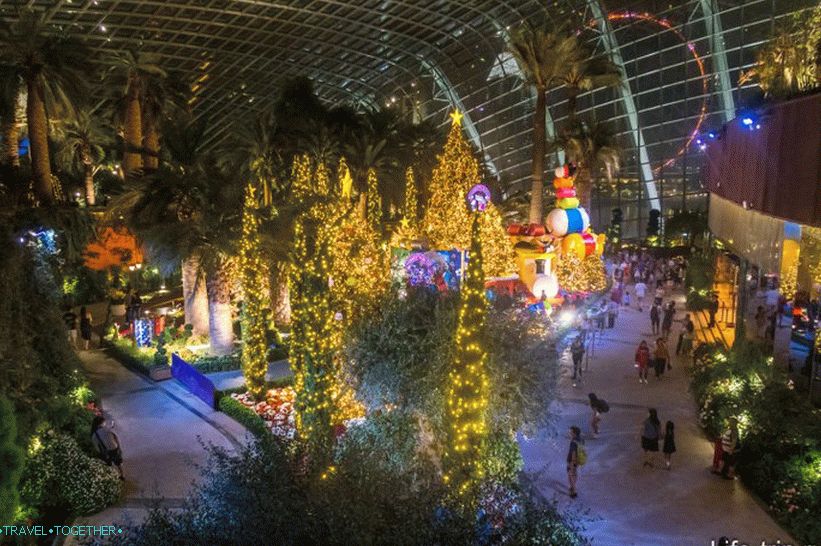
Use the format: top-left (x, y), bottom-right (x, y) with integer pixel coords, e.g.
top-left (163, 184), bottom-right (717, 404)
top-left (567, 89), bottom-right (579, 124)
top-left (575, 164), bottom-right (592, 213)
top-left (181, 257), bottom-right (209, 337)
top-left (529, 87), bottom-right (546, 224)
top-left (123, 78), bottom-right (143, 177)
top-left (82, 153), bottom-right (95, 206)
top-left (26, 79), bottom-right (53, 204)
top-left (142, 116), bottom-right (159, 171)
top-left (269, 262), bottom-right (291, 325)
top-left (2, 118), bottom-right (19, 168)
top-left (206, 262), bottom-right (234, 356)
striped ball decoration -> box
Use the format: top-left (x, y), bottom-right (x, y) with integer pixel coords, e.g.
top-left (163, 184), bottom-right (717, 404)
top-left (546, 207), bottom-right (590, 237)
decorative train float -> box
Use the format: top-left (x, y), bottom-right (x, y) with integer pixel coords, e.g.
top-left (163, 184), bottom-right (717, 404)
top-left (505, 164), bottom-right (605, 304)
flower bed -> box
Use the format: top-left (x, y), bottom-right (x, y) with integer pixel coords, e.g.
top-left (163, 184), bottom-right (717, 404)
top-left (230, 388), bottom-right (297, 439)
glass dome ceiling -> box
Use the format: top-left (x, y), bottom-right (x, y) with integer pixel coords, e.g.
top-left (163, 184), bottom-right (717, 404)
top-left (4, 0), bottom-right (814, 234)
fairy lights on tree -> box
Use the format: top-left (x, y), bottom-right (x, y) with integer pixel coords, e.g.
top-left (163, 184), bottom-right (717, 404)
top-left (581, 254), bottom-right (607, 293)
top-left (555, 252), bottom-right (585, 293)
top-left (238, 183), bottom-right (270, 400)
top-left (288, 212), bottom-right (339, 459)
top-left (366, 167), bottom-right (382, 230)
top-left (422, 111), bottom-right (513, 278)
top-left (443, 213), bottom-right (490, 502)
top-left (290, 154), bottom-right (313, 201)
top-left (403, 166), bottom-right (418, 230)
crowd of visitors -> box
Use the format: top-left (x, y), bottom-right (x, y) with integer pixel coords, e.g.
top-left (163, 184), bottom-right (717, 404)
top-left (564, 249), bottom-right (738, 499)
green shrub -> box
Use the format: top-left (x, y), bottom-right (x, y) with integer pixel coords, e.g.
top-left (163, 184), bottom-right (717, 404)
top-left (0, 396), bottom-right (24, 525)
top-left (689, 341), bottom-right (821, 543)
top-left (193, 353), bottom-right (242, 373)
top-left (20, 431), bottom-right (121, 518)
top-left (483, 431), bottom-right (523, 485)
top-left (218, 396), bottom-right (269, 438)
top-left (106, 336), bottom-right (154, 374)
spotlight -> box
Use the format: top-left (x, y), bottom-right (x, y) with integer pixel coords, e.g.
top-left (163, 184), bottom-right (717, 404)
top-left (741, 117), bottom-right (754, 127)
top-left (559, 310), bottom-right (575, 326)
top-left (708, 132), bottom-right (716, 139)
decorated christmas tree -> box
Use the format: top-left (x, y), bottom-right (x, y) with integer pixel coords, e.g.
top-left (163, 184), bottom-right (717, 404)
top-left (555, 252), bottom-right (585, 293)
top-left (328, 163), bottom-right (387, 325)
top-left (239, 184), bottom-right (270, 400)
top-left (422, 111), bottom-right (476, 251)
top-left (581, 254), bottom-right (607, 293)
top-left (290, 154), bottom-right (313, 201)
top-left (479, 205), bottom-right (517, 278)
top-left (443, 214), bottom-right (490, 501)
top-left (423, 111), bottom-right (513, 278)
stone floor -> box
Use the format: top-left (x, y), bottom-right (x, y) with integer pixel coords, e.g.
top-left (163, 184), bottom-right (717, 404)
top-left (70, 350), bottom-right (251, 539)
top-left (520, 289), bottom-right (796, 546)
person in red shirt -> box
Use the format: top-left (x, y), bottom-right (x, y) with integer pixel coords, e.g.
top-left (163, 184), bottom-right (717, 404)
top-left (635, 340), bottom-right (651, 383)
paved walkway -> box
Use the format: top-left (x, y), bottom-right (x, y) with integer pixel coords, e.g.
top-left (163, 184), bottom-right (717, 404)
top-left (520, 290), bottom-right (795, 546)
top-left (72, 350), bottom-right (250, 533)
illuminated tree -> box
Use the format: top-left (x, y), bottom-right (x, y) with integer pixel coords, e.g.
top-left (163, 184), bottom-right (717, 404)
top-left (315, 161), bottom-right (331, 198)
top-left (781, 260), bottom-right (799, 302)
top-left (556, 252), bottom-right (585, 293)
top-left (423, 113), bottom-right (474, 250)
top-left (391, 166), bottom-right (421, 247)
top-left (581, 254), bottom-right (607, 292)
top-left (423, 112), bottom-right (513, 277)
top-left (288, 213), bottom-right (339, 459)
top-left (478, 205), bottom-right (516, 278)
top-left (290, 154), bottom-right (313, 201)
top-left (239, 183), bottom-right (270, 400)
top-left (366, 167), bottom-right (382, 230)
top-left (403, 166), bottom-right (418, 228)
top-left (443, 214), bottom-right (490, 502)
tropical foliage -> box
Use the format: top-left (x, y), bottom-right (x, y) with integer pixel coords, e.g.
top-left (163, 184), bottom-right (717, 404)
top-left (690, 342), bottom-right (821, 543)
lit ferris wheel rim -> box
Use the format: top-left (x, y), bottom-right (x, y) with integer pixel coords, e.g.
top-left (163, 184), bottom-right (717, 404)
top-left (598, 11), bottom-right (709, 174)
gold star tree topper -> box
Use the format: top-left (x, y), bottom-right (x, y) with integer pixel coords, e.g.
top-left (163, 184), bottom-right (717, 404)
top-left (449, 109), bottom-right (464, 126)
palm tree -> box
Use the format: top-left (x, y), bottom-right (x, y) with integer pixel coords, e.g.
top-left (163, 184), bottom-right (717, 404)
top-left (141, 71), bottom-right (187, 171)
top-left (559, 48), bottom-right (621, 123)
top-left (0, 10), bottom-right (91, 204)
top-left (508, 24), bottom-right (579, 224)
top-left (56, 108), bottom-right (109, 206)
top-left (0, 66), bottom-right (21, 169)
top-left (553, 118), bottom-right (621, 212)
top-left (104, 51), bottom-right (166, 177)
top-left (112, 115), bottom-right (242, 354)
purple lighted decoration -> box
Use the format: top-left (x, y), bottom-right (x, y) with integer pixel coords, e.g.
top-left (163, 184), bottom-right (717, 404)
top-left (467, 184), bottom-right (491, 212)
top-left (404, 251), bottom-right (450, 287)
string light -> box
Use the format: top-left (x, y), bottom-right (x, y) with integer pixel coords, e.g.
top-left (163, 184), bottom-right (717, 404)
top-left (422, 112), bottom-right (514, 278)
top-left (443, 214), bottom-right (490, 502)
top-left (239, 183), bottom-right (271, 400)
top-left (366, 167), bottom-right (382, 230)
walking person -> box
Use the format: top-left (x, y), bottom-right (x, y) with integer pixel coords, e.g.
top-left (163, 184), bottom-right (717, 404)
top-left (588, 393), bottom-right (609, 437)
top-left (635, 340), bottom-right (651, 383)
top-left (654, 281), bottom-right (664, 305)
top-left (634, 279), bottom-right (647, 312)
top-left (676, 314), bottom-right (695, 356)
top-left (754, 305), bottom-right (766, 339)
top-left (570, 336), bottom-right (585, 388)
top-left (641, 408), bottom-right (661, 467)
top-left (606, 299), bottom-right (619, 328)
top-left (661, 302), bottom-right (675, 340)
top-left (62, 305), bottom-right (79, 349)
top-left (662, 421), bottom-right (676, 470)
top-left (91, 415), bottom-right (125, 480)
top-left (80, 306), bottom-right (93, 350)
top-left (567, 426), bottom-right (584, 498)
top-left (650, 303), bottom-right (661, 335)
top-left (708, 293), bottom-right (720, 328)
top-left (653, 338), bottom-right (669, 379)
